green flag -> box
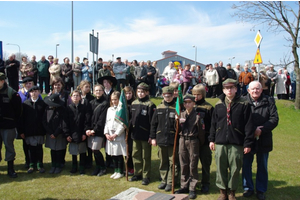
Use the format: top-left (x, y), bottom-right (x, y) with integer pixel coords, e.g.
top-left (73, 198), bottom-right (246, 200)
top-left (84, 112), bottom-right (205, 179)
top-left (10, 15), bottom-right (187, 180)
top-left (115, 89), bottom-right (129, 128)
top-left (175, 84), bottom-right (183, 116)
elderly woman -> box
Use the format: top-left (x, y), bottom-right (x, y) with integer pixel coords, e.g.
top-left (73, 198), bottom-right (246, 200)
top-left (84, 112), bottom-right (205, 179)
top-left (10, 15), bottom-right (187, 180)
top-left (61, 57), bottom-right (73, 91)
top-left (190, 64), bottom-right (198, 87)
top-left (205, 64), bottom-right (219, 98)
top-left (72, 56), bottom-right (82, 89)
top-left (49, 58), bottom-right (61, 86)
top-left (275, 69), bottom-right (287, 99)
top-left (20, 56), bottom-right (34, 79)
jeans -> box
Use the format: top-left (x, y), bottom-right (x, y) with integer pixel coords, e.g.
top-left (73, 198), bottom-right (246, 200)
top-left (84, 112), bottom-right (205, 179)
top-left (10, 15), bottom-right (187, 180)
top-left (291, 82), bottom-right (296, 99)
top-left (242, 152), bottom-right (269, 193)
top-left (38, 76), bottom-right (50, 94)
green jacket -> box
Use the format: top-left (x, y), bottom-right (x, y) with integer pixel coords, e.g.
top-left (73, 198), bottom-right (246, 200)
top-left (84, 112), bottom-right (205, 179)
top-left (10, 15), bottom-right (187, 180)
top-left (37, 60), bottom-right (50, 77)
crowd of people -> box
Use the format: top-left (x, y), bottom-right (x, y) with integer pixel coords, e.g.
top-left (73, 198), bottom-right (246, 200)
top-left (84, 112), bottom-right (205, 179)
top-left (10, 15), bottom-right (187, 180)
top-left (0, 53), bottom-right (283, 200)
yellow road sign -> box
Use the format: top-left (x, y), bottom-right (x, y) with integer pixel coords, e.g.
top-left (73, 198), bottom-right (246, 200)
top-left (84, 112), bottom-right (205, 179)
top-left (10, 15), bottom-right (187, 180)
top-left (254, 30), bottom-right (263, 47)
top-left (254, 48), bottom-right (263, 64)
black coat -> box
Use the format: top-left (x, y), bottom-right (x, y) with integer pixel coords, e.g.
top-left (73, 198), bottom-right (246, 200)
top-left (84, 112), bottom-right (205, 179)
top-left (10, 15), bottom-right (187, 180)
top-left (65, 103), bottom-right (90, 143)
top-left (209, 93), bottom-right (255, 148)
top-left (43, 106), bottom-right (67, 137)
top-left (245, 93), bottom-right (279, 153)
top-left (5, 59), bottom-right (20, 78)
top-left (90, 95), bottom-right (109, 137)
top-left (20, 98), bottom-right (47, 137)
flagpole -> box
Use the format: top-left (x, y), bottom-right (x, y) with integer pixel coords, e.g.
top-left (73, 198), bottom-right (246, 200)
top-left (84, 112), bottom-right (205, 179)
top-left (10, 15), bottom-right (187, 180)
top-left (172, 118), bottom-right (179, 194)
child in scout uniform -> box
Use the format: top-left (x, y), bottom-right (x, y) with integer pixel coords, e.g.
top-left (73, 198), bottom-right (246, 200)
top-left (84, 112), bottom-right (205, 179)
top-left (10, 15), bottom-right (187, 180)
top-left (129, 82), bottom-right (156, 185)
top-left (43, 93), bottom-right (67, 174)
top-left (20, 86), bottom-right (47, 174)
top-left (150, 86), bottom-right (178, 192)
top-left (192, 84), bottom-right (214, 193)
top-left (66, 90), bottom-right (89, 174)
top-left (175, 94), bottom-right (205, 199)
top-left (86, 84), bottom-right (109, 176)
top-left (104, 91), bottom-right (126, 179)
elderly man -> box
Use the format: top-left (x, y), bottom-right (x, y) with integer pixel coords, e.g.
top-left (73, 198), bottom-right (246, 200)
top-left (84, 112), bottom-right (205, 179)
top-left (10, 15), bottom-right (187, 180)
top-left (145, 60), bottom-right (156, 97)
top-left (215, 61), bottom-right (228, 96)
top-left (0, 72), bottom-right (22, 178)
top-left (37, 55), bottom-right (50, 94)
top-left (242, 81), bottom-right (279, 200)
top-left (113, 57), bottom-right (128, 91)
top-left (239, 64), bottom-right (254, 95)
top-left (162, 62), bottom-right (177, 83)
top-left (5, 54), bottom-right (20, 91)
top-left (266, 65), bottom-right (278, 97)
top-left (209, 78), bottom-right (254, 200)
top-left (234, 63), bottom-right (242, 95)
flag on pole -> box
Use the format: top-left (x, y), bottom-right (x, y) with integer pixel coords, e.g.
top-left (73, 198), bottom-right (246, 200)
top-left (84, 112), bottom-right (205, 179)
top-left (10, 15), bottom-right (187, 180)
top-left (115, 89), bottom-right (129, 128)
top-left (175, 84), bottom-right (183, 117)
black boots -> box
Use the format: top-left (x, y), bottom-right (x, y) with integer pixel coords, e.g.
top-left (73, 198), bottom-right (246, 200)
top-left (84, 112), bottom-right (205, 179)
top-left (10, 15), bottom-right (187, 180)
top-left (8, 160), bottom-right (17, 178)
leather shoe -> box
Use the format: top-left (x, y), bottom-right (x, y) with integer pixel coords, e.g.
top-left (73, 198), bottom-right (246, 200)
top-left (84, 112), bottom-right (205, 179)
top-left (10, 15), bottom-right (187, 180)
top-left (164, 184), bottom-right (172, 192)
top-left (8, 169), bottom-right (18, 178)
top-left (129, 175), bottom-right (142, 182)
top-left (142, 178), bottom-right (150, 185)
top-left (256, 191), bottom-right (266, 200)
top-left (158, 183), bottom-right (167, 189)
top-left (201, 185), bottom-right (209, 193)
top-left (243, 190), bottom-right (254, 197)
top-left (175, 188), bottom-right (189, 194)
top-left (189, 191), bottom-right (197, 199)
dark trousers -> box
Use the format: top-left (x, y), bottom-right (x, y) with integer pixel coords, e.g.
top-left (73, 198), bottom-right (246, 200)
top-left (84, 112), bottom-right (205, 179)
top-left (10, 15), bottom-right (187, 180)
top-left (39, 76), bottom-right (50, 94)
top-left (127, 136), bottom-right (134, 169)
top-left (72, 153), bottom-right (86, 170)
top-left (183, 82), bottom-right (190, 95)
top-left (23, 139), bottom-right (30, 167)
top-left (291, 82), bottom-right (296, 99)
top-left (270, 84), bottom-right (275, 97)
top-left (28, 144), bottom-right (43, 168)
top-left (242, 152), bottom-right (269, 193)
top-left (50, 149), bottom-right (65, 168)
top-left (94, 150), bottom-right (105, 169)
top-left (8, 76), bottom-right (19, 91)
top-left (199, 143), bottom-right (212, 187)
top-left (116, 79), bottom-right (126, 92)
top-left (112, 155), bottom-right (124, 173)
top-left (208, 85), bottom-right (218, 98)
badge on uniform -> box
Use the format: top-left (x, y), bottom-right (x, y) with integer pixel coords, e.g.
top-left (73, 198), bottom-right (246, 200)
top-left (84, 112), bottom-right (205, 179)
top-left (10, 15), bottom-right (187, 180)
top-left (141, 109), bottom-right (147, 116)
top-left (169, 112), bottom-right (175, 118)
top-left (2, 97), bottom-right (9, 103)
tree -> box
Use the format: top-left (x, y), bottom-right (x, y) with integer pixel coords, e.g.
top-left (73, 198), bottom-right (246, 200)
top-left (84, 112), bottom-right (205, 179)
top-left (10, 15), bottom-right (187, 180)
top-left (232, 1), bottom-right (300, 109)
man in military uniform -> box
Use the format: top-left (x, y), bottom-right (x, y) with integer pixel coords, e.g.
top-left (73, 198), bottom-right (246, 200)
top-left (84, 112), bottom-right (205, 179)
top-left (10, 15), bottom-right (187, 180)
top-left (209, 78), bottom-right (255, 200)
top-left (192, 84), bottom-right (214, 193)
top-left (0, 72), bottom-right (22, 178)
top-left (150, 86), bottom-right (178, 192)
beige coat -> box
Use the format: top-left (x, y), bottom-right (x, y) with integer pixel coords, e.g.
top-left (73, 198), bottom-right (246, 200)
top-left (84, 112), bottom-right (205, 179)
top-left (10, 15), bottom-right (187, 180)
top-left (49, 63), bottom-right (61, 85)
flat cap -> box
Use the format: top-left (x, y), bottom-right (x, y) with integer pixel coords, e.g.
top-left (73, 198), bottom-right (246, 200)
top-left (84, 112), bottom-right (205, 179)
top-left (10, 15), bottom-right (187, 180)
top-left (28, 86), bottom-right (40, 92)
top-left (0, 72), bottom-right (6, 80)
top-left (22, 77), bottom-right (33, 84)
top-left (137, 82), bottom-right (149, 91)
top-left (222, 78), bottom-right (237, 86)
top-left (162, 86), bottom-right (174, 94)
top-left (183, 94), bottom-right (195, 102)
top-left (116, 57), bottom-right (121, 60)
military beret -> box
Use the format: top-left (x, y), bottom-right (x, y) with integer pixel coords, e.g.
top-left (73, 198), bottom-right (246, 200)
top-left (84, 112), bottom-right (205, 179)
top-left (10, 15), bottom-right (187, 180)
top-left (222, 78), bottom-right (237, 86)
top-left (22, 77), bottom-right (33, 84)
top-left (183, 94), bottom-right (195, 102)
top-left (28, 86), bottom-right (40, 92)
top-left (162, 86), bottom-right (174, 94)
top-left (137, 82), bottom-right (149, 91)
top-left (0, 72), bottom-right (6, 80)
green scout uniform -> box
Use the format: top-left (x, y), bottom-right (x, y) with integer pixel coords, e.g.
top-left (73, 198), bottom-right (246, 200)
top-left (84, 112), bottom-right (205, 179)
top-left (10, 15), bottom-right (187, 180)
top-left (131, 83), bottom-right (156, 180)
top-left (150, 86), bottom-right (179, 186)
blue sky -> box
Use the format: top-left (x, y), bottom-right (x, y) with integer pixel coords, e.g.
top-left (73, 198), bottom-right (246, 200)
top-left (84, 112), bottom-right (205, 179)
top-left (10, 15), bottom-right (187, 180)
top-left (0, 1), bottom-right (295, 69)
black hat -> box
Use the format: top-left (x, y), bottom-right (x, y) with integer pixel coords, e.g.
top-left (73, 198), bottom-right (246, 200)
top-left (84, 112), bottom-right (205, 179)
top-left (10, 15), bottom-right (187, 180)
top-left (28, 86), bottom-right (40, 93)
top-left (97, 76), bottom-right (117, 87)
top-left (44, 94), bottom-right (64, 107)
top-left (116, 57), bottom-right (121, 60)
top-left (22, 77), bottom-right (33, 84)
top-left (0, 72), bottom-right (6, 80)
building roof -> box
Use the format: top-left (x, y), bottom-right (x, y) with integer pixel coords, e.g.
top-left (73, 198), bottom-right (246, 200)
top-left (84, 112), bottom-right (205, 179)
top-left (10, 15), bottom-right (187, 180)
top-left (161, 50), bottom-right (177, 55)
top-left (156, 54), bottom-right (205, 66)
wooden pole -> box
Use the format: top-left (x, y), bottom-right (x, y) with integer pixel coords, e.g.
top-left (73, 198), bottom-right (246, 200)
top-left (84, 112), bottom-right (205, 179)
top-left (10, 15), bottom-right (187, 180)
top-left (125, 127), bottom-right (129, 181)
top-left (172, 118), bottom-right (179, 194)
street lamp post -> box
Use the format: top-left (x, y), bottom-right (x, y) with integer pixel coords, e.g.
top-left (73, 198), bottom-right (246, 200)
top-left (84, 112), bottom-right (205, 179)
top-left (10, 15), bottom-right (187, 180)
top-left (6, 43), bottom-right (21, 61)
top-left (229, 56), bottom-right (235, 66)
top-left (56, 44), bottom-right (60, 58)
top-left (192, 45), bottom-right (197, 68)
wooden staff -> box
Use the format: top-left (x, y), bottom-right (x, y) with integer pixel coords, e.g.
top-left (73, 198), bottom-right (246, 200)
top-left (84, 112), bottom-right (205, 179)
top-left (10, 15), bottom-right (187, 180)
top-left (125, 127), bottom-right (129, 181)
top-left (172, 118), bottom-right (180, 194)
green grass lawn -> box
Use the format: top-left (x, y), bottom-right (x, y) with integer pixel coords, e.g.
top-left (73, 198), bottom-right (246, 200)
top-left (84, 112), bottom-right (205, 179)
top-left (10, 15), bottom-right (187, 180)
top-left (0, 98), bottom-right (299, 200)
